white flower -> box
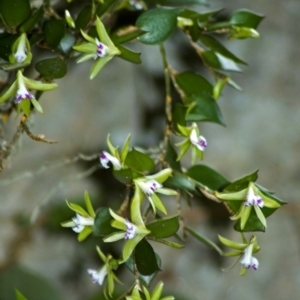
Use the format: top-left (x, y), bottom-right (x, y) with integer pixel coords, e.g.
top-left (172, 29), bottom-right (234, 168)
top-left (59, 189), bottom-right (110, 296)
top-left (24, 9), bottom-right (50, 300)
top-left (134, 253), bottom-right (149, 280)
top-left (124, 219), bottom-right (137, 240)
top-left (138, 180), bottom-right (162, 196)
top-left (100, 151), bottom-right (121, 170)
top-left (87, 266), bottom-right (108, 285)
top-left (240, 243), bottom-right (259, 270)
top-left (189, 128), bottom-right (207, 151)
top-left (94, 38), bottom-right (109, 59)
top-left (72, 213), bottom-right (94, 233)
top-left (129, 0), bottom-right (143, 10)
top-left (15, 82), bottom-right (33, 103)
top-left (245, 185), bottom-right (264, 208)
top-left (14, 35), bottom-right (27, 63)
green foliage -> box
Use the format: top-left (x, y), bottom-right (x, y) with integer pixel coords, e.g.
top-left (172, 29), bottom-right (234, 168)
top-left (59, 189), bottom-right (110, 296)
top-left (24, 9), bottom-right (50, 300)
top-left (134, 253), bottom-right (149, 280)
top-left (0, 0), bottom-right (284, 299)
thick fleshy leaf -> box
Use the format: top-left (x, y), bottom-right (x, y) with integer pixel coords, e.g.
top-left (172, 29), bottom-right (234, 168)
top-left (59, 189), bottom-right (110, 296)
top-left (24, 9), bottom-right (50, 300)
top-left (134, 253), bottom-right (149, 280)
top-left (122, 235), bottom-right (144, 262)
top-left (35, 57), bottom-right (67, 79)
top-left (172, 103), bottom-right (187, 131)
top-left (66, 201), bottom-right (89, 217)
top-left (0, 34), bottom-right (17, 61)
top-left (164, 173), bottom-right (196, 192)
top-left (229, 10), bottom-right (264, 29)
top-left (224, 170), bottom-right (258, 192)
top-left (0, 0), bottom-right (31, 30)
top-left (166, 141), bottom-right (181, 172)
top-left (116, 44), bottom-right (141, 64)
top-left (78, 226), bottom-right (93, 241)
top-left (136, 8), bottom-right (182, 44)
top-left (93, 207), bottom-right (115, 236)
top-left (19, 5), bottom-right (44, 33)
top-left (125, 148), bottom-right (155, 172)
top-left (134, 239), bottom-right (160, 275)
top-left (187, 164), bottom-right (230, 190)
top-left (175, 71), bottom-right (212, 98)
top-left (202, 51), bottom-right (242, 72)
top-left (75, 5), bottom-right (92, 30)
top-left (90, 55), bottom-right (113, 79)
top-left (185, 94), bottom-right (225, 125)
top-left (199, 34), bottom-right (246, 65)
top-left (111, 28), bottom-right (145, 44)
top-left (19, 99), bottom-right (31, 116)
top-left (44, 19), bottom-right (66, 48)
top-left (113, 168), bottom-right (140, 184)
top-left (147, 216), bottom-right (180, 238)
top-left (0, 81), bottom-right (17, 103)
top-left (164, 0), bottom-right (207, 5)
top-left (15, 290), bottom-right (27, 300)
top-left (84, 191), bottom-right (95, 217)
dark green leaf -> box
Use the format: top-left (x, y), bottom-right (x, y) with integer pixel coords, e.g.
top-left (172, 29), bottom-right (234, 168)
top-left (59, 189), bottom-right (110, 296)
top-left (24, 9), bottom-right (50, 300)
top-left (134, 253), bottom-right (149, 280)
top-left (35, 57), bottom-right (67, 79)
top-left (136, 8), bottom-right (182, 44)
top-left (147, 215), bottom-right (180, 238)
top-left (187, 164), bottom-right (230, 190)
top-left (111, 28), bottom-right (145, 44)
top-left (202, 50), bottom-right (242, 72)
top-left (113, 168), bottom-right (141, 184)
top-left (165, 173), bottom-right (196, 191)
top-left (19, 6), bottom-right (44, 33)
top-left (166, 141), bottom-right (181, 172)
top-left (199, 34), bottom-right (246, 65)
top-left (0, 265), bottom-right (63, 300)
top-left (172, 103), bottom-right (187, 130)
top-left (0, 34), bottom-right (17, 61)
top-left (125, 148), bottom-right (155, 172)
top-left (75, 5), bottom-right (92, 30)
top-left (164, 0), bottom-right (208, 5)
top-left (43, 19), bottom-right (66, 49)
top-left (230, 10), bottom-right (264, 29)
top-left (135, 239), bottom-right (160, 275)
top-left (197, 9), bottom-right (223, 27)
top-left (93, 207), bottom-right (115, 236)
top-left (0, 0), bottom-right (31, 30)
top-left (15, 290), bottom-right (27, 300)
top-left (116, 44), bottom-right (141, 64)
top-left (125, 254), bottom-right (161, 286)
top-left (96, 0), bottom-right (115, 17)
top-left (176, 71), bottom-right (213, 97)
top-left (185, 94), bottom-right (225, 125)
top-left (224, 170), bottom-right (258, 192)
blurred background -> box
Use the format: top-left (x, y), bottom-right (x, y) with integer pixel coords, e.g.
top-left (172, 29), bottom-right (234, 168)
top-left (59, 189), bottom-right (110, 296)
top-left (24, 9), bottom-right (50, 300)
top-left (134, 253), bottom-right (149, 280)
top-left (0, 0), bottom-right (300, 299)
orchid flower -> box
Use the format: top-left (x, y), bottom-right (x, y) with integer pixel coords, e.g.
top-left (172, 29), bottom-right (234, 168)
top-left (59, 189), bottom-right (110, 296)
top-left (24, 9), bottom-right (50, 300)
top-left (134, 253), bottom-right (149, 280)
top-left (61, 191), bottom-right (95, 241)
top-left (103, 208), bottom-right (150, 262)
top-left (0, 70), bottom-right (57, 116)
top-left (134, 168), bottom-right (177, 215)
top-left (87, 246), bottom-right (121, 298)
top-left (218, 234), bottom-right (260, 276)
top-left (215, 182), bottom-right (281, 229)
top-left (9, 33), bottom-right (32, 65)
top-left (175, 122), bottom-right (207, 164)
top-left (73, 17), bottom-right (121, 79)
top-left (99, 134), bottom-right (130, 170)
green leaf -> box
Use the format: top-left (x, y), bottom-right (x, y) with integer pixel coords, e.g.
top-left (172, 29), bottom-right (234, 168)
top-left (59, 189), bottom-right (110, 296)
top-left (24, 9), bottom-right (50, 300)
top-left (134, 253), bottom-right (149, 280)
top-left (185, 227), bottom-right (223, 254)
top-left (19, 6), bottom-right (44, 33)
top-left (116, 44), bottom-right (141, 64)
top-left (96, 0), bottom-right (115, 16)
top-left (111, 28), bottom-right (145, 44)
top-left (164, 173), bottom-right (196, 192)
top-left (185, 94), bottom-right (225, 125)
top-left (136, 8), bottom-right (182, 45)
top-left (164, 0), bottom-right (208, 5)
top-left (186, 164), bottom-right (230, 190)
top-left (134, 239), bottom-right (160, 275)
top-left (147, 215), bottom-right (180, 238)
top-left (166, 141), bottom-right (181, 172)
top-left (93, 207), bottom-right (115, 236)
top-left (75, 5), bottom-right (92, 30)
top-left (125, 148), bottom-right (155, 172)
top-left (43, 19), bottom-right (66, 49)
top-left (0, 34), bottom-right (17, 61)
top-left (202, 51), bottom-right (242, 72)
top-left (198, 34), bottom-right (246, 65)
top-left (172, 103), bottom-right (187, 131)
top-left (0, 0), bottom-right (31, 30)
top-left (35, 57), bottom-right (67, 80)
top-left (113, 168), bottom-right (140, 184)
top-left (230, 10), bottom-right (264, 29)
top-left (224, 170), bottom-right (258, 192)
top-left (175, 71), bottom-right (212, 97)
top-left (15, 290), bottom-right (27, 300)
